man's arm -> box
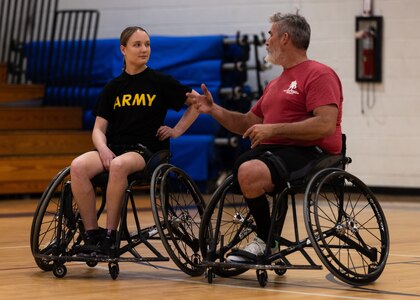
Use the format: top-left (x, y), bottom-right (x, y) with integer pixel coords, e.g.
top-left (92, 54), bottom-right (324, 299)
top-left (244, 104), bottom-right (338, 148)
top-left (187, 83), bottom-right (262, 135)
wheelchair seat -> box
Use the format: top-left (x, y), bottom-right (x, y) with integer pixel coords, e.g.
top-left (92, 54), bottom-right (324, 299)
top-left (288, 153), bottom-right (351, 186)
top-left (91, 150), bottom-right (171, 188)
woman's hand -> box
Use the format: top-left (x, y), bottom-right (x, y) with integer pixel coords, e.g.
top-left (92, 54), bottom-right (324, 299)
top-left (98, 147), bottom-right (116, 170)
top-left (156, 125), bottom-right (181, 140)
top-left (186, 83), bottom-right (214, 114)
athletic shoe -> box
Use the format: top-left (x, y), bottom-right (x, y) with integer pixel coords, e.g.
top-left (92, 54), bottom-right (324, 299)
top-left (98, 230), bottom-right (116, 257)
top-left (226, 236), bottom-right (266, 263)
top-left (77, 229), bottom-right (103, 256)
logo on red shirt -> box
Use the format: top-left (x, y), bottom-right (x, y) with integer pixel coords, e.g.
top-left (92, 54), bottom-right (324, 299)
top-left (283, 80), bottom-right (299, 95)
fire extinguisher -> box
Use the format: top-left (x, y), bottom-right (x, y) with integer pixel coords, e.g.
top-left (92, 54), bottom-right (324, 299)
top-left (361, 28), bottom-right (375, 78)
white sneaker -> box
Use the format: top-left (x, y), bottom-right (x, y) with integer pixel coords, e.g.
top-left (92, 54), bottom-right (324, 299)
top-left (227, 236), bottom-right (266, 263)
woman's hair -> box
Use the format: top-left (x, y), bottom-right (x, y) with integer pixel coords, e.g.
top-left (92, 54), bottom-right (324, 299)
top-left (120, 26), bottom-right (149, 71)
top-left (270, 12), bottom-right (311, 50)
top-left (120, 26), bottom-right (149, 46)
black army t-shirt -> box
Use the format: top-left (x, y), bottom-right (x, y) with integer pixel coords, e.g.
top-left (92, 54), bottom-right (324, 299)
top-left (94, 68), bottom-right (191, 152)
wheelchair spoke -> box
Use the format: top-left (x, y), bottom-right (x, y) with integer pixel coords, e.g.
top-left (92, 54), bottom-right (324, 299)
top-left (151, 165), bottom-right (205, 276)
top-left (304, 169), bottom-right (389, 285)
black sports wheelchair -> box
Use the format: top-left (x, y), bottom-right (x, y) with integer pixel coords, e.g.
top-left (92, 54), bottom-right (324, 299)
top-left (30, 150), bottom-right (206, 279)
top-left (198, 135), bottom-right (390, 287)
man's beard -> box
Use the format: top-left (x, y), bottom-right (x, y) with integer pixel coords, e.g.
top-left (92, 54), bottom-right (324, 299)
top-left (264, 49), bottom-right (280, 65)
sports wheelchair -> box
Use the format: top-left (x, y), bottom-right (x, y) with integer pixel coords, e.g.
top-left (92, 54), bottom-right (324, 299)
top-left (30, 150), bottom-right (206, 279)
top-left (199, 138), bottom-right (390, 287)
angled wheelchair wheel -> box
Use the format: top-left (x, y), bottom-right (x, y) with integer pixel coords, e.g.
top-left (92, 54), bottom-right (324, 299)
top-left (150, 164), bottom-right (205, 276)
top-left (304, 168), bottom-right (390, 286)
top-left (31, 167), bottom-right (83, 271)
top-left (199, 174), bottom-right (252, 277)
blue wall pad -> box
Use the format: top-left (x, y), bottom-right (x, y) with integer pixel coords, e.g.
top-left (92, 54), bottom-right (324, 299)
top-left (170, 135), bottom-right (215, 181)
top-left (25, 36), bottom-right (225, 87)
top-left (164, 110), bottom-right (220, 135)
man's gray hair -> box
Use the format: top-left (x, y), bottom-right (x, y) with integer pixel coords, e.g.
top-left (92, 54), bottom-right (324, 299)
top-left (270, 12), bottom-right (311, 50)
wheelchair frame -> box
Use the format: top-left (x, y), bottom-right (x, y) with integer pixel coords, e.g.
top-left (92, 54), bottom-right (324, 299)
top-left (198, 153), bottom-right (390, 287)
top-left (30, 151), bottom-right (206, 279)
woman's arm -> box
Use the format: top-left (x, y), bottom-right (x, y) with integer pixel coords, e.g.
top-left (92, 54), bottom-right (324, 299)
top-left (156, 90), bottom-right (200, 140)
top-left (92, 116), bottom-right (115, 170)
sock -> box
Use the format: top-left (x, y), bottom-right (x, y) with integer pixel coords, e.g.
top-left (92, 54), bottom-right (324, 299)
top-left (245, 195), bottom-right (271, 243)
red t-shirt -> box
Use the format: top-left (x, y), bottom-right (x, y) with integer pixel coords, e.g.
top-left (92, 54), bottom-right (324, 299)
top-left (251, 60), bottom-right (343, 154)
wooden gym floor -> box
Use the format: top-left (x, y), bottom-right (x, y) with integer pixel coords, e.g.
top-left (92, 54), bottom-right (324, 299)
top-left (0, 194), bottom-right (419, 300)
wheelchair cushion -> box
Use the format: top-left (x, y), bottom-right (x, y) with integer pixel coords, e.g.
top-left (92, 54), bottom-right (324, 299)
top-left (288, 154), bottom-right (345, 184)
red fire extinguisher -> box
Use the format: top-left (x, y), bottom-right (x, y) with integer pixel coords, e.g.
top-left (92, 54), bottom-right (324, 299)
top-left (361, 30), bottom-right (375, 77)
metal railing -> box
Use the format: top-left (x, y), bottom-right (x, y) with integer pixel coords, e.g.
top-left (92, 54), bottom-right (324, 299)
top-left (44, 9), bottom-right (99, 106)
top-left (1, 0), bottom-right (99, 107)
top-left (0, 0), bottom-right (58, 83)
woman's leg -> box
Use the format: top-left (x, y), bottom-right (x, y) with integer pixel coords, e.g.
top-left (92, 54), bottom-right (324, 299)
top-left (105, 151), bottom-right (146, 230)
top-left (70, 151), bottom-right (104, 231)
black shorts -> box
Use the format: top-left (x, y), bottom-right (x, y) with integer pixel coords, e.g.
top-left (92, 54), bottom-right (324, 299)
top-left (107, 143), bottom-right (154, 162)
top-left (232, 145), bottom-right (324, 192)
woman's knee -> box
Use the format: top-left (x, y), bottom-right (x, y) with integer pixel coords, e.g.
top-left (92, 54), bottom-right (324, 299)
top-left (70, 152), bottom-right (102, 179)
top-left (70, 156), bottom-right (88, 177)
top-left (109, 157), bottom-right (130, 177)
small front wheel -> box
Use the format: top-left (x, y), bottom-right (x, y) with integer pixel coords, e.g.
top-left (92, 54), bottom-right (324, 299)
top-left (109, 262), bottom-right (119, 280)
top-left (274, 261), bottom-right (287, 276)
top-left (257, 269), bottom-right (268, 287)
top-left (52, 264), bottom-right (67, 278)
top-left (86, 261), bottom-right (97, 268)
top-left (207, 268), bottom-right (214, 284)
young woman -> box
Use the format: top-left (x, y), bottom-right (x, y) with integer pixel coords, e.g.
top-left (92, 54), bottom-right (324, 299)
top-left (70, 26), bottom-right (199, 255)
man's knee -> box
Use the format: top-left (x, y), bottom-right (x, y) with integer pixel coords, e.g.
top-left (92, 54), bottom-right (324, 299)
top-left (237, 160), bottom-right (271, 189)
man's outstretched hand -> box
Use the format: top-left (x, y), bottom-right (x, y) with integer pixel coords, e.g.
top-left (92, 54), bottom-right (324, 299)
top-left (186, 83), bottom-right (214, 114)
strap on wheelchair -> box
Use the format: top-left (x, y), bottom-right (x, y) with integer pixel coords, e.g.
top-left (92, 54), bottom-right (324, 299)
top-left (227, 249), bottom-right (258, 263)
top-left (261, 151), bottom-right (290, 181)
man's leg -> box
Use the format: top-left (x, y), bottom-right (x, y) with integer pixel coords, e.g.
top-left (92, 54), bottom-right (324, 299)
top-left (226, 159), bottom-right (274, 262)
top-left (238, 159), bottom-right (274, 242)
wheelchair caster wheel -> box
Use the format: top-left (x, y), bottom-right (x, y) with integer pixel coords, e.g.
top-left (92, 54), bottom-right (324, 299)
top-left (108, 262), bottom-right (119, 280)
top-left (52, 264), bottom-right (67, 278)
top-left (274, 261), bottom-right (287, 276)
top-left (86, 261), bottom-right (97, 268)
top-left (257, 270), bottom-right (268, 287)
top-left (207, 268), bottom-right (214, 284)
top-left (274, 268), bottom-right (287, 276)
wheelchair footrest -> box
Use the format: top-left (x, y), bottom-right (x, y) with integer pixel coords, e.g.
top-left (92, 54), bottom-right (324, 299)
top-left (34, 253), bottom-right (170, 263)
